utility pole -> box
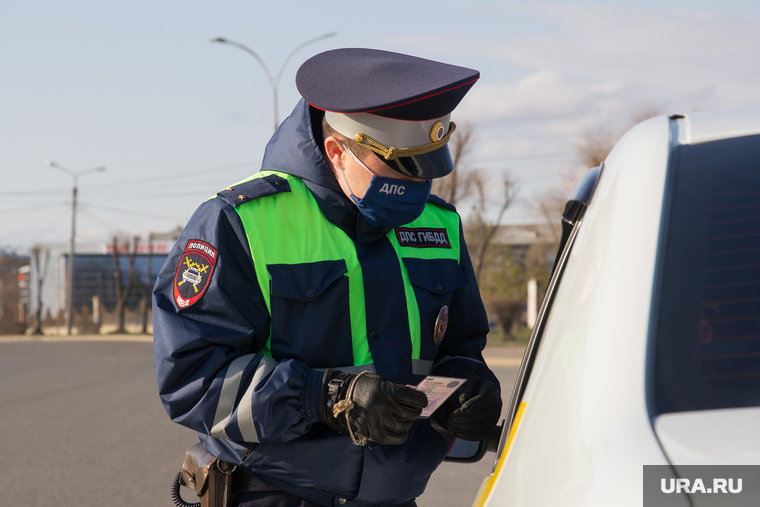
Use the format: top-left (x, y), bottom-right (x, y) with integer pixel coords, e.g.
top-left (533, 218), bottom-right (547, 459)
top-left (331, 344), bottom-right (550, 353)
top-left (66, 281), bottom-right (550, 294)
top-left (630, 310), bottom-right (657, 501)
top-left (46, 160), bottom-right (105, 335)
top-left (211, 32), bottom-right (336, 132)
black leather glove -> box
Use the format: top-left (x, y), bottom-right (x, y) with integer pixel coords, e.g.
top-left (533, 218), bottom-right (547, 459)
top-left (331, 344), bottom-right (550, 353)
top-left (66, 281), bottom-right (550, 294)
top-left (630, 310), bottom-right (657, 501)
top-left (318, 370), bottom-right (428, 446)
top-left (433, 374), bottom-right (502, 441)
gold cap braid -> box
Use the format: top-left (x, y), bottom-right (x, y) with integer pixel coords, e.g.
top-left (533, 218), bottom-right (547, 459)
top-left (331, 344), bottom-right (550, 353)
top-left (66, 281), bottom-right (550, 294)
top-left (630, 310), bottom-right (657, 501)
top-left (353, 121), bottom-right (457, 161)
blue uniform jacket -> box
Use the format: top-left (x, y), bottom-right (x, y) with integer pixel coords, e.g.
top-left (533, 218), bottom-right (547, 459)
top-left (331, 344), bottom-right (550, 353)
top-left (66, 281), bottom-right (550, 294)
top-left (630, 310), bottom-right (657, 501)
top-left (153, 100), bottom-right (497, 507)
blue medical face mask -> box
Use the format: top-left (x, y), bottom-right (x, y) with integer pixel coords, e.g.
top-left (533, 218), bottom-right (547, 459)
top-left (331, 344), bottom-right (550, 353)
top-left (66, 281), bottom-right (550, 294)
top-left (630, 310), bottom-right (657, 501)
top-left (338, 143), bottom-right (432, 228)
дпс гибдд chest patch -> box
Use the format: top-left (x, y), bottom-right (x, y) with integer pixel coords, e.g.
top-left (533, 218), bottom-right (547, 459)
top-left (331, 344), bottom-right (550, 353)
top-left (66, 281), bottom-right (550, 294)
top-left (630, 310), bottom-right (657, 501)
top-left (395, 227), bottom-right (451, 248)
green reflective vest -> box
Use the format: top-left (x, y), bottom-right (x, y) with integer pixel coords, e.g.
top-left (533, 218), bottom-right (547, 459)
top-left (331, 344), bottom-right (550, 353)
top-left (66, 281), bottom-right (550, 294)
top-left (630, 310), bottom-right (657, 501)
top-left (232, 171), bottom-right (463, 375)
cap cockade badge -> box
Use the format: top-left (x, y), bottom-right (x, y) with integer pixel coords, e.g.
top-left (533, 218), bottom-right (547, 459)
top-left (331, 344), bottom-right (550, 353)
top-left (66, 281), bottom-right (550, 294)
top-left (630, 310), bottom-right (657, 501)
top-left (430, 121), bottom-right (446, 143)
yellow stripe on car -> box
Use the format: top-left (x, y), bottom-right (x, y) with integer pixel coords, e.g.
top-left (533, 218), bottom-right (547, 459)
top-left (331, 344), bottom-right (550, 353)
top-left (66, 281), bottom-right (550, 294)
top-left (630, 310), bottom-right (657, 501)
top-left (472, 402), bottom-right (527, 507)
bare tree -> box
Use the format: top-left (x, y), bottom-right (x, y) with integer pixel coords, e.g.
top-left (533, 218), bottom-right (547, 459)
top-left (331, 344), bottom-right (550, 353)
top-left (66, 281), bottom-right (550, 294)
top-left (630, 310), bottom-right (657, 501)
top-left (467, 172), bottom-right (519, 283)
top-left (431, 122), bottom-right (519, 283)
top-left (538, 106), bottom-right (664, 232)
top-left (489, 299), bottom-right (522, 341)
top-left (431, 121), bottom-right (477, 206)
top-left (575, 128), bottom-right (618, 169)
top-left (111, 235), bottom-right (139, 334)
top-left (132, 234), bottom-right (154, 334)
top-left (576, 106), bottom-right (663, 169)
top-left (29, 245), bottom-right (49, 335)
top-left (532, 168), bottom-right (576, 245)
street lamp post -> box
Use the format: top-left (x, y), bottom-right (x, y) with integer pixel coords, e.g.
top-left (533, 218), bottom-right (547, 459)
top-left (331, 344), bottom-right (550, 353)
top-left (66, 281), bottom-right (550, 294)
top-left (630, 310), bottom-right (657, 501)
top-left (211, 32), bottom-right (337, 132)
top-left (46, 160), bottom-right (105, 335)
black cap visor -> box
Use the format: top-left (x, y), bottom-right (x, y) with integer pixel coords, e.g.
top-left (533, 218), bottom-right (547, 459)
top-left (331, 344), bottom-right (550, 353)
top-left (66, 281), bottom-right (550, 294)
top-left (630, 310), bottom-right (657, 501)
top-left (377, 144), bottom-right (454, 179)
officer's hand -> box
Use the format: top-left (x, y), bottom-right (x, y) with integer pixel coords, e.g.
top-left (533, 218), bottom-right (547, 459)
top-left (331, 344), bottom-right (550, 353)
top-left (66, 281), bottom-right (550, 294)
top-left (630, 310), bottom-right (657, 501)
top-left (433, 376), bottom-right (502, 442)
top-left (318, 370), bottom-right (428, 446)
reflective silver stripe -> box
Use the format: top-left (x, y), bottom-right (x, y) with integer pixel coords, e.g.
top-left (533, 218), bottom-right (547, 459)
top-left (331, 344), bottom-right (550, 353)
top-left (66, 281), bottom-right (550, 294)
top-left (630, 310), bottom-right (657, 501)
top-left (338, 363), bottom-right (376, 374)
top-left (432, 355), bottom-right (486, 371)
top-left (210, 354), bottom-right (256, 438)
top-left (315, 359), bottom-right (433, 375)
top-left (236, 355), bottom-right (277, 443)
top-left (314, 363), bottom-right (376, 374)
top-left (412, 359), bottom-right (433, 376)
top-left (315, 362), bottom-right (431, 375)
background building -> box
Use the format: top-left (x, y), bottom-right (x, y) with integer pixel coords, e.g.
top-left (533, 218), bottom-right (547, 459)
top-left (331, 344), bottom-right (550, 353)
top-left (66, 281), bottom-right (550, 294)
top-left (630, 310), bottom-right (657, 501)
top-left (26, 229), bottom-right (181, 334)
top-left (0, 251), bottom-right (31, 334)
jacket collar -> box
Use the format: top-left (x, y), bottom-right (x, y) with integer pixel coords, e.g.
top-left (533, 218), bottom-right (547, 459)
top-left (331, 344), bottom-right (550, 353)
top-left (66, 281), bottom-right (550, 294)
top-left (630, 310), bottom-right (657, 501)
top-left (261, 99), bottom-right (393, 244)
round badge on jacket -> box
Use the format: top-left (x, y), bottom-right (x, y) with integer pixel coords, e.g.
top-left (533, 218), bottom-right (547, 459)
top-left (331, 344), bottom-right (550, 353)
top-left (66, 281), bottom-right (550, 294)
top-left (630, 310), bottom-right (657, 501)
top-left (433, 305), bottom-right (449, 346)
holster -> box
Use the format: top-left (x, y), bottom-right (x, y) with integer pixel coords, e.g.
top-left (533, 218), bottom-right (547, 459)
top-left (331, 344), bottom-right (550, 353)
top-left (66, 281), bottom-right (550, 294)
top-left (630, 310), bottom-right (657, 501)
top-left (178, 443), bottom-right (278, 507)
top-left (179, 443), bottom-right (235, 507)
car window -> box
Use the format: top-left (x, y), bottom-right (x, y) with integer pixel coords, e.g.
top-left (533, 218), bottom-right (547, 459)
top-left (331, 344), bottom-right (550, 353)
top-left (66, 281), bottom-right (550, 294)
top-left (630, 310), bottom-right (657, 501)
top-left (651, 133), bottom-right (760, 414)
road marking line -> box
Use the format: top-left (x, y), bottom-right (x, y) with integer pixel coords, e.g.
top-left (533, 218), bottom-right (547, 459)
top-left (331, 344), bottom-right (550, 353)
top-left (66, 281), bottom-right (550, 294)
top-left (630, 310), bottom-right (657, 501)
top-left (0, 335), bottom-right (153, 343)
top-left (0, 337), bottom-right (524, 369)
top-left (484, 357), bottom-right (522, 367)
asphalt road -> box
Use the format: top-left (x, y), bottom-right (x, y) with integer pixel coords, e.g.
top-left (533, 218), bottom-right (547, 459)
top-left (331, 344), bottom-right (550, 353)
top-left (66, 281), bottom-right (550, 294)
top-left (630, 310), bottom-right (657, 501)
top-left (0, 338), bottom-right (521, 507)
top-left (417, 351), bottom-right (519, 507)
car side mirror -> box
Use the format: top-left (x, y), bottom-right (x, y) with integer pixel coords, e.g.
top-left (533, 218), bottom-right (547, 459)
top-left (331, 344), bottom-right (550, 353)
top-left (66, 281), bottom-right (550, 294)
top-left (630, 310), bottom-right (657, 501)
top-left (550, 164), bottom-right (603, 275)
top-left (444, 421), bottom-right (503, 463)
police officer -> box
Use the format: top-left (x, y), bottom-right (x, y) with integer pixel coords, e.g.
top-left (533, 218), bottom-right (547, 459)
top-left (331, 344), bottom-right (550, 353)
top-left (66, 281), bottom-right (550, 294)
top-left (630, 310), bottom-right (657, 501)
top-left (154, 48), bottom-right (502, 507)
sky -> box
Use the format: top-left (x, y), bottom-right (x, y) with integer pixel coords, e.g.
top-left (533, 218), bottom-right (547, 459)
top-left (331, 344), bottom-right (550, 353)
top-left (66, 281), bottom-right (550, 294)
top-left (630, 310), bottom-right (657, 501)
top-left (2, 0), bottom-right (760, 252)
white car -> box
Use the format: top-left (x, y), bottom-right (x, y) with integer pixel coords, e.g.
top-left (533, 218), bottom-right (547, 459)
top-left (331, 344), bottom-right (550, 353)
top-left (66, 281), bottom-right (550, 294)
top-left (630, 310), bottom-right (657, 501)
top-left (470, 107), bottom-right (760, 506)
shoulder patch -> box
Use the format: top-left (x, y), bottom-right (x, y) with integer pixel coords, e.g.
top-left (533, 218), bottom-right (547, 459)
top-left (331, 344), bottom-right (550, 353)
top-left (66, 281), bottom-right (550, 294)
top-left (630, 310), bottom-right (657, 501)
top-left (217, 174), bottom-right (291, 207)
top-left (173, 240), bottom-right (218, 309)
top-left (428, 194), bottom-right (457, 212)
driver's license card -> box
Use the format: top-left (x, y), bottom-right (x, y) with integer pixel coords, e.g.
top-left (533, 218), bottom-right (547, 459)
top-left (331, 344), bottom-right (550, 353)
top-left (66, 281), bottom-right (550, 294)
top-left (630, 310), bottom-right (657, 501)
top-left (408, 376), bottom-right (466, 418)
